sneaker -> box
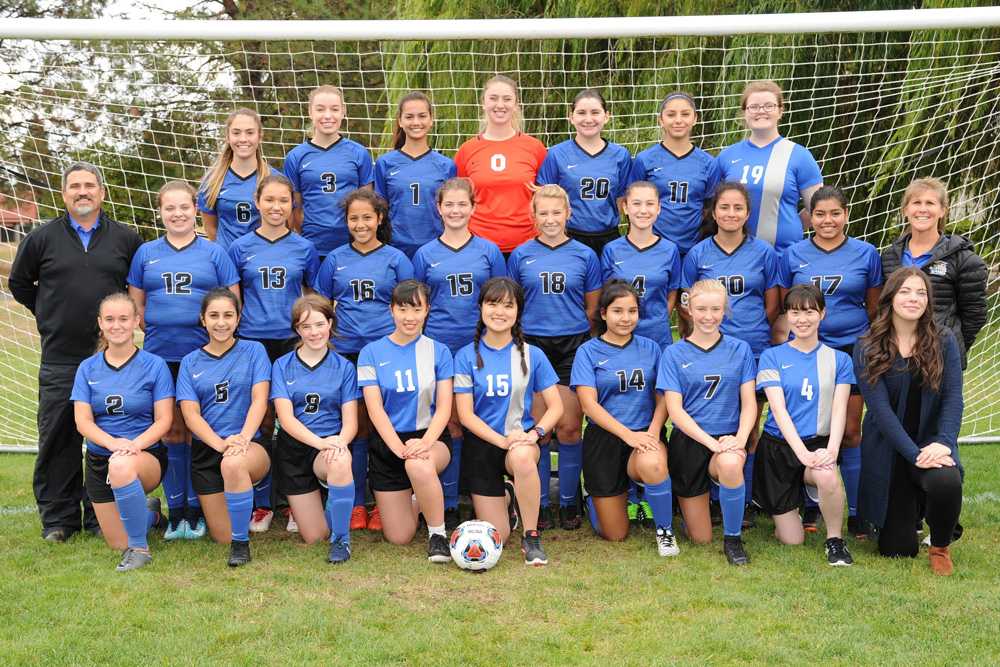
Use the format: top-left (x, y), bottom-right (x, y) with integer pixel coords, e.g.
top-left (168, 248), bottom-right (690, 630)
top-left (709, 500), bottom-right (723, 527)
top-left (249, 508), bottom-right (273, 533)
top-left (847, 515), bottom-right (867, 540)
top-left (522, 530), bottom-right (548, 566)
top-left (427, 533), bottom-right (451, 563)
top-left (503, 481), bottom-right (520, 533)
top-left (327, 538), bottom-right (351, 564)
top-left (655, 527), bottom-right (680, 557)
top-left (227, 539), bottom-right (252, 567)
top-left (286, 513), bottom-right (299, 534)
top-left (742, 504), bottom-right (758, 530)
top-left (146, 497), bottom-right (163, 531)
top-left (921, 533), bottom-right (932, 548)
top-left (638, 500), bottom-right (655, 528)
top-left (42, 527), bottom-right (69, 543)
top-left (723, 535), bottom-right (750, 566)
top-left (116, 547), bottom-right (152, 572)
top-left (928, 545), bottom-right (954, 576)
top-left (626, 501), bottom-right (640, 523)
top-left (444, 507), bottom-right (461, 533)
top-left (367, 507), bottom-right (382, 532)
top-left (537, 505), bottom-right (554, 531)
top-left (350, 506), bottom-right (368, 530)
top-left (185, 518), bottom-right (207, 540)
top-left (164, 518), bottom-right (189, 541)
top-left (802, 506), bottom-right (820, 533)
top-left (559, 505), bottom-right (581, 531)
top-left (825, 537), bottom-right (853, 567)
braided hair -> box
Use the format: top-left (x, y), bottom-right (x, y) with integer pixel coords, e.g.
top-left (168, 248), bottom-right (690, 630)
top-left (474, 277), bottom-right (528, 375)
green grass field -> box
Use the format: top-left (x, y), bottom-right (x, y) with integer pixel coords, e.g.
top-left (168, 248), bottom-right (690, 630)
top-left (1, 450), bottom-right (999, 665)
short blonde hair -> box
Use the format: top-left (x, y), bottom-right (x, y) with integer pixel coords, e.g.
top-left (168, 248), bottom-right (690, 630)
top-left (901, 177), bottom-right (949, 233)
top-left (740, 80), bottom-right (785, 110)
top-left (531, 184), bottom-right (570, 213)
top-left (687, 279), bottom-right (731, 317)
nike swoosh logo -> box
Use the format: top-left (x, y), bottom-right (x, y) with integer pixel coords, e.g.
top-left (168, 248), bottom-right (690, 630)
top-left (193, 371), bottom-right (205, 378)
top-left (336, 266), bottom-right (347, 271)
top-left (429, 261), bottom-right (442, 267)
top-left (730, 159), bottom-right (742, 164)
top-left (146, 258), bottom-right (160, 265)
top-left (219, 189), bottom-right (227, 196)
top-left (286, 379), bottom-right (295, 385)
top-left (798, 263), bottom-right (809, 268)
top-left (700, 264), bottom-right (713, 270)
top-left (390, 170), bottom-right (401, 176)
top-left (681, 362), bottom-right (692, 368)
top-left (87, 380), bottom-right (99, 385)
top-left (378, 361), bottom-right (391, 367)
top-left (781, 364), bottom-right (793, 369)
top-left (597, 359), bottom-right (609, 366)
top-left (525, 259), bottom-right (536, 264)
top-left (566, 164), bottom-right (577, 170)
top-left (169, 492), bottom-right (184, 500)
top-left (651, 167), bottom-right (663, 172)
top-left (614, 260), bottom-right (625, 265)
top-left (245, 254), bottom-right (256, 261)
top-left (302, 161), bottom-right (313, 169)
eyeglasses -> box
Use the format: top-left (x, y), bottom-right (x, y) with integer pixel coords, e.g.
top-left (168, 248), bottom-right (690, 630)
top-left (745, 103), bottom-right (780, 113)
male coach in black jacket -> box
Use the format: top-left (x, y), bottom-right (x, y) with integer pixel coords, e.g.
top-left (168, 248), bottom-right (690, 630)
top-left (9, 162), bottom-right (142, 542)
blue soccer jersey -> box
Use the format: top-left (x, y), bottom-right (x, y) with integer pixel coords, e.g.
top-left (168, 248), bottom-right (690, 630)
top-left (357, 335), bottom-right (454, 432)
top-left (629, 144), bottom-right (720, 255)
top-left (412, 236), bottom-right (506, 353)
top-left (601, 236), bottom-right (682, 348)
top-left (507, 238), bottom-right (602, 337)
top-left (656, 335), bottom-right (756, 436)
top-left (757, 342), bottom-right (855, 439)
top-left (716, 138), bottom-right (822, 252)
top-left (682, 236), bottom-right (780, 357)
top-left (71, 349), bottom-right (175, 456)
top-left (127, 236), bottom-right (240, 362)
top-left (197, 166), bottom-right (283, 250)
top-left (283, 138), bottom-right (375, 255)
top-left (778, 237), bottom-right (882, 348)
top-left (374, 149), bottom-right (457, 258)
top-left (536, 139), bottom-right (632, 234)
top-left (270, 348), bottom-right (359, 436)
top-left (312, 244), bottom-right (414, 355)
top-left (176, 339), bottom-right (272, 439)
top-left (453, 339), bottom-right (559, 435)
top-left (570, 334), bottom-right (662, 430)
top-left (228, 230), bottom-right (320, 340)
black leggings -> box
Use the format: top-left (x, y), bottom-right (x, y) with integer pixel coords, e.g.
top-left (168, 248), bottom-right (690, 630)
top-left (878, 453), bottom-right (962, 558)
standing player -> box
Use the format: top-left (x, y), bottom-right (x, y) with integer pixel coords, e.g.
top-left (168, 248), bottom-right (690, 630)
top-left (313, 190), bottom-right (415, 531)
top-left (72, 293), bottom-right (173, 571)
top-left (271, 294), bottom-right (360, 564)
top-left (357, 281), bottom-right (454, 562)
top-left (197, 108), bottom-right (281, 250)
top-left (537, 89), bottom-right (632, 255)
top-left (127, 180), bottom-right (240, 541)
top-left (507, 185), bottom-right (602, 530)
top-left (454, 277), bottom-right (563, 564)
top-left (455, 75), bottom-right (547, 255)
top-left (177, 289), bottom-right (272, 567)
top-left (601, 180), bottom-right (682, 349)
top-left (228, 174), bottom-right (320, 533)
top-left (657, 280), bottom-right (757, 565)
top-left (754, 284), bottom-right (854, 566)
top-left (412, 178), bottom-right (506, 528)
top-left (375, 91), bottom-right (457, 258)
top-left (572, 281), bottom-right (676, 556)
top-left (630, 92), bottom-right (720, 258)
top-left (778, 186), bottom-right (881, 537)
top-left (717, 80), bottom-right (823, 252)
top-left (284, 85), bottom-right (375, 257)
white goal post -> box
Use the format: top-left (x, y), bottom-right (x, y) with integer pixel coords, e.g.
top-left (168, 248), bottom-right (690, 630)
top-left (0, 7), bottom-right (998, 451)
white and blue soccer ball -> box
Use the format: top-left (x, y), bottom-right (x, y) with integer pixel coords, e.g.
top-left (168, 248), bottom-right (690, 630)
top-left (449, 520), bottom-right (503, 571)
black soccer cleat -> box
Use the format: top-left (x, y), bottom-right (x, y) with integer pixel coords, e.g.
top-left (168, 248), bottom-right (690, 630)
top-left (227, 539), bottom-right (252, 567)
top-left (723, 535), bottom-right (750, 566)
top-left (427, 533), bottom-right (451, 563)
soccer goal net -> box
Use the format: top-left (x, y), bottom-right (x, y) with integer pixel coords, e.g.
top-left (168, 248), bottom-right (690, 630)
top-left (0, 8), bottom-right (998, 449)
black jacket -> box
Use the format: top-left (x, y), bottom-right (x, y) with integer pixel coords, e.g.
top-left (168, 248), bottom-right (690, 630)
top-left (881, 233), bottom-right (988, 369)
top-left (9, 212), bottom-right (142, 366)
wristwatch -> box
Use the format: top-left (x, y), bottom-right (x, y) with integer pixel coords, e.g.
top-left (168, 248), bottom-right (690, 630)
top-left (533, 425), bottom-right (546, 439)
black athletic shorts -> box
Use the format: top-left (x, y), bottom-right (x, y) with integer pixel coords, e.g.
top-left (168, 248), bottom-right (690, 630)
top-left (583, 422), bottom-right (641, 498)
top-left (524, 332), bottom-right (590, 386)
top-left (242, 336), bottom-right (298, 364)
top-left (752, 431), bottom-right (829, 515)
top-left (166, 361), bottom-right (181, 382)
top-left (461, 430), bottom-right (515, 497)
top-left (275, 428), bottom-right (327, 496)
top-left (85, 446), bottom-right (168, 504)
top-left (190, 437), bottom-right (272, 496)
top-left (835, 343), bottom-right (861, 396)
top-left (341, 351), bottom-right (360, 367)
top-left (568, 228), bottom-right (621, 256)
top-left (369, 428), bottom-right (449, 493)
top-left (667, 428), bottom-right (722, 499)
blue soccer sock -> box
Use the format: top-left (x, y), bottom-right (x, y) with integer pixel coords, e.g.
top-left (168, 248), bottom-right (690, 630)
top-left (742, 452), bottom-right (756, 506)
top-left (644, 477), bottom-right (673, 531)
top-left (440, 437), bottom-right (462, 511)
top-left (163, 443), bottom-right (187, 514)
top-left (840, 446), bottom-right (861, 517)
top-left (627, 480), bottom-right (640, 505)
top-left (350, 439), bottom-right (368, 507)
top-left (224, 489), bottom-right (254, 542)
top-left (709, 483), bottom-right (720, 503)
top-left (537, 443), bottom-right (551, 509)
top-left (112, 478), bottom-right (150, 550)
top-left (252, 472), bottom-right (272, 510)
top-left (557, 440), bottom-right (583, 508)
top-left (183, 444), bottom-right (200, 510)
top-left (585, 495), bottom-right (601, 534)
top-left (719, 482), bottom-right (746, 537)
top-left (326, 482), bottom-right (354, 543)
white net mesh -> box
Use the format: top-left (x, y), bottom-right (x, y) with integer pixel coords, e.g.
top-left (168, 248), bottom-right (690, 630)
top-left (1, 24), bottom-right (998, 446)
